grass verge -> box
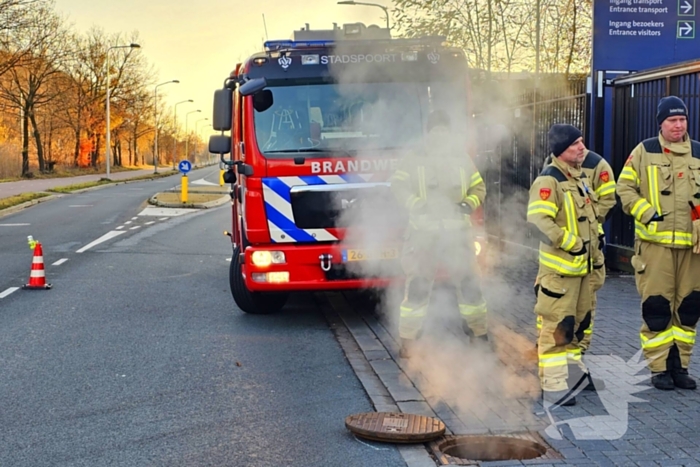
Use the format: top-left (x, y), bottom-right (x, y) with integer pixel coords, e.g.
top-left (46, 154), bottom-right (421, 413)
top-left (46, 171), bottom-right (175, 194)
top-left (0, 192), bottom-right (51, 210)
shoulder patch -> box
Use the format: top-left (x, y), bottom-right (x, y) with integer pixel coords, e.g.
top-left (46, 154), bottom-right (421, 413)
top-left (539, 188), bottom-right (551, 200)
top-left (642, 138), bottom-right (662, 154)
top-left (625, 154), bottom-right (634, 166)
top-left (540, 165), bottom-right (568, 182)
top-left (691, 140), bottom-right (700, 159)
top-left (600, 171), bottom-right (610, 182)
top-left (582, 151), bottom-right (603, 169)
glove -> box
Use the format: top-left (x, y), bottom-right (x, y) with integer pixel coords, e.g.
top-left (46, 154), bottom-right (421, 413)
top-left (598, 233), bottom-right (606, 251)
top-left (647, 212), bottom-right (664, 224)
top-left (570, 239), bottom-right (588, 256)
top-left (458, 202), bottom-right (473, 215)
top-left (693, 220), bottom-right (700, 254)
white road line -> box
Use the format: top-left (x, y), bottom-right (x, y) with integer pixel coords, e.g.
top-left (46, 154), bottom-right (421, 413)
top-left (0, 223), bottom-right (30, 226)
top-left (136, 207), bottom-right (197, 217)
top-left (131, 217), bottom-right (137, 220)
top-left (124, 221), bottom-right (132, 225)
top-left (0, 287), bottom-right (20, 298)
top-left (76, 230), bottom-right (126, 253)
top-left (129, 226), bottom-right (140, 230)
top-left (52, 258), bottom-right (68, 266)
top-left (159, 217), bottom-right (168, 221)
top-left (116, 226), bottom-right (124, 230)
top-left (69, 205), bottom-right (93, 207)
top-left (145, 221), bottom-right (155, 225)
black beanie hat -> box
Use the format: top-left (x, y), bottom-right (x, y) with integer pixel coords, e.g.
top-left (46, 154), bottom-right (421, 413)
top-left (657, 96), bottom-right (688, 125)
top-left (426, 110), bottom-right (451, 132)
top-left (548, 124), bottom-right (582, 157)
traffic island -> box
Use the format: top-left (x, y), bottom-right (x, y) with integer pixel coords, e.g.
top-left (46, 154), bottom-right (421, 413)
top-left (149, 185), bottom-right (230, 209)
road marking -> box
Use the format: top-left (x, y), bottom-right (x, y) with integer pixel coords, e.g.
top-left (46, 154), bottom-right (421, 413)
top-left (137, 207), bottom-right (198, 217)
top-left (0, 223), bottom-right (30, 226)
top-left (52, 258), bottom-right (68, 266)
top-left (116, 226), bottom-right (124, 230)
top-left (159, 217), bottom-right (168, 221)
top-left (145, 221), bottom-right (155, 225)
top-left (69, 205), bottom-right (93, 207)
top-left (131, 217), bottom-right (137, 220)
top-left (130, 226), bottom-right (140, 230)
top-left (124, 221), bottom-right (132, 225)
top-left (192, 178), bottom-right (217, 186)
top-left (0, 287), bottom-right (20, 298)
top-left (76, 230), bottom-right (126, 253)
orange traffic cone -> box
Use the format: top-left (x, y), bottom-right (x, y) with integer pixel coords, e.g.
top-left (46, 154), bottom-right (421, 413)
top-left (23, 241), bottom-right (52, 290)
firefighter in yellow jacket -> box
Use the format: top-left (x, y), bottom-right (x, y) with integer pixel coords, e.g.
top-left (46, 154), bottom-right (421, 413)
top-left (539, 148), bottom-right (617, 371)
top-left (617, 96), bottom-right (700, 390)
top-left (389, 110), bottom-right (488, 358)
top-left (527, 124), bottom-right (599, 406)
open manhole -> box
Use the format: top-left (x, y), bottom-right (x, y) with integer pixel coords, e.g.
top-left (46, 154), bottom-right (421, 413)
top-left (430, 433), bottom-right (561, 465)
top-left (345, 412), bottom-right (445, 443)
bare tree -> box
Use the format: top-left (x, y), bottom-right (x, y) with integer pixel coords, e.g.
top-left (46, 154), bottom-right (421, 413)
top-left (0, 4), bottom-right (69, 175)
top-left (392, 0), bottom-right (591, 74)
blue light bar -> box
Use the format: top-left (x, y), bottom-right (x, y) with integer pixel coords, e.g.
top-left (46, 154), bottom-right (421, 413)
top-left (264, 40), bottom-right (335, 51)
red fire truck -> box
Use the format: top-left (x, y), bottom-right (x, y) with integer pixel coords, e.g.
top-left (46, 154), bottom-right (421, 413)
top-left (209, 22), bottom-right (484, 314)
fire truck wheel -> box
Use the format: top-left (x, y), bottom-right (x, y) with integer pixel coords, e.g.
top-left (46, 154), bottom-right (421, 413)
top-left (230, 246), bottom-right (289, 314)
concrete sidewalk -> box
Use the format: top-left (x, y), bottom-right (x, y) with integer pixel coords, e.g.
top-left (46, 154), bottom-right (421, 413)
top-left (324, 246), bottom-right (700, 466)
top-left (0, 168), bottom-right (174, 199)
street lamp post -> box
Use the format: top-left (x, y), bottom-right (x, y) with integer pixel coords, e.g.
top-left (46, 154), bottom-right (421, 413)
top-left (193, 118), bottom-right (209, 165)
top-left (184, 109), bottom-right (201, 162)
top-left (105, 42), bottom-right (140, 179)
top-left (172, 99), bottom-right (193, 169)
top-left (337, 1), bottom-right (390, 29)
top-left (153, 79), bottom-right (179, 173)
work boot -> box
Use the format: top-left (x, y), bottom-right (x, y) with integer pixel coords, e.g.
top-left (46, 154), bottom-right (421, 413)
top-left (651, 371), bottom-right (675, 390)
top-left (399, 338), bottom-right (415, 359)
top-left (472, 333), bottom-right (494, 352)
top-left (667, 344), bottom-right (696, 389)
top-left (542, 389), bottom-right (576, 407)
top-left (671, 368), bottom-right (697, 390)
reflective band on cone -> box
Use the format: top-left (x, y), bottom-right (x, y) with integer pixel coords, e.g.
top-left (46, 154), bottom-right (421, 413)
top-left (23, 242), bottom-right (51, 290)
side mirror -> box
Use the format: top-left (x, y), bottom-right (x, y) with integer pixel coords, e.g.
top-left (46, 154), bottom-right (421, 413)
top-left (239, 77), bottom-right (267, 96)
top-left (253, 90), bottom-right (274, 112)
top-left (209, 134), bottom-right (231, 155)
top-left (212, 88), bottom-right (232, 131)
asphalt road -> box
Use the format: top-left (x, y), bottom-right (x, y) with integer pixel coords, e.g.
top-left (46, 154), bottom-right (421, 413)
top-left (0, 169), bottom-right (406, 467)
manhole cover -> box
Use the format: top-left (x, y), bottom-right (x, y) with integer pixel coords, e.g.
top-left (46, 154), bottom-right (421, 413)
top-left (430, 433), bottom-right (561, 465)
top-left (345, 412), bottom-right (446, 443)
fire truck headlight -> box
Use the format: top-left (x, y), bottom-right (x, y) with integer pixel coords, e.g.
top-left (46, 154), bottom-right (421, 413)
top-left (474, 241), bottom-right (482, 256)
top-left (251, 251), bottom-right (286, 266)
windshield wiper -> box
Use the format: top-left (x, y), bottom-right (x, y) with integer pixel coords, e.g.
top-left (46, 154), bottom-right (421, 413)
top-left (265, 147), bottom-right (354, 157)
top-left (265, 148), bottom-right (326, 153)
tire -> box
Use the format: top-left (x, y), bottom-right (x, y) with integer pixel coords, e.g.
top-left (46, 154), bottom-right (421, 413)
top-left (229, 246), bottom-right (288, 314)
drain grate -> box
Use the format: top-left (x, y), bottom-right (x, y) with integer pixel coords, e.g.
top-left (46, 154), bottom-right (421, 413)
top-left (429, 432), bottom-right (562, 465)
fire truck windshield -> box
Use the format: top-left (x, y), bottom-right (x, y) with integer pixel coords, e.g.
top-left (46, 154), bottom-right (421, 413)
top-left (254, 80), bottom-right (466, 157)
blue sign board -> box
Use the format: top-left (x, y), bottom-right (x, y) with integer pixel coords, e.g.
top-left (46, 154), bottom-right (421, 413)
top-left (178, 160), bottom-right (192, 174)
top-left (592, 0), bottom-right (697, 71)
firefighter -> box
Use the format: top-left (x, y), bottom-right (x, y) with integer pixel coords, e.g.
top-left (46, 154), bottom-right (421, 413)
top-left (389, 110), bottom-right (488, 358)
top-left (617, 95), bottom-right (700, 390)
top-left (527, 124), bottom-right (599, 406)
top-left (538, 146), bottom-right (617, 387)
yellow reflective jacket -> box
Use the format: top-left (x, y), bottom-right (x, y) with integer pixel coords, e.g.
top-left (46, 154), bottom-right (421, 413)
top-left (389, 152), bottom-right (486, 231)
top-left (617, 133), bottom-right (700, 249)
top-left (527, 155), bottom-right (599, 276)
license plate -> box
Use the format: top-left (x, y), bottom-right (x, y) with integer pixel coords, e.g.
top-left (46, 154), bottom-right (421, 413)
top-left (342, 248), bottom-right (400, 262)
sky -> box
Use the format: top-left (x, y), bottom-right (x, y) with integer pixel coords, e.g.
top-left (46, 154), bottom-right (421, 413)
top-left (52, 0), bottom-right (388, 139)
